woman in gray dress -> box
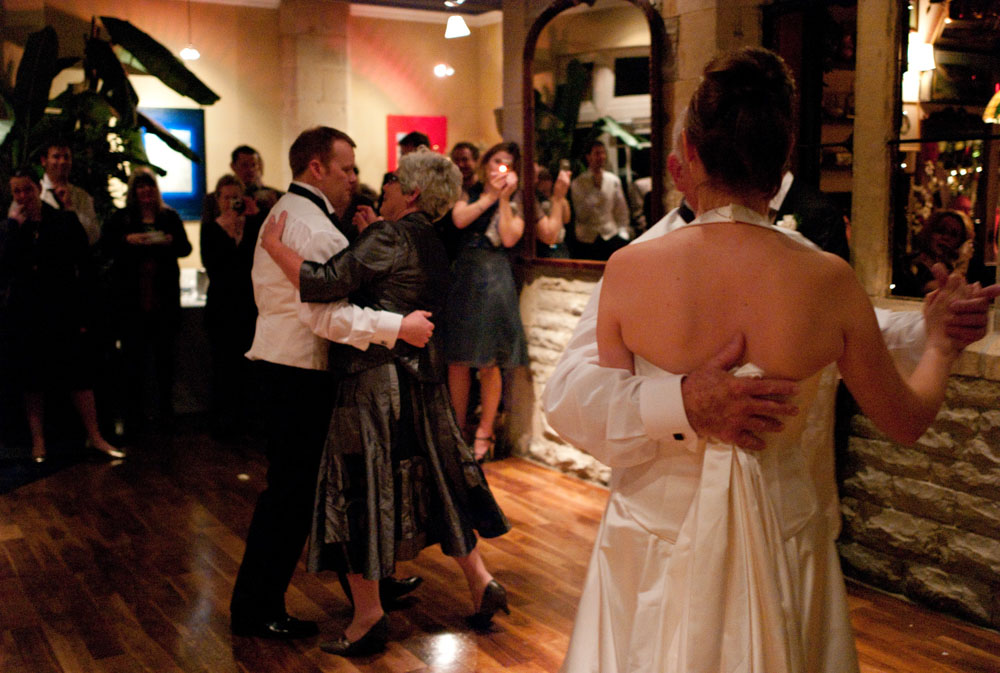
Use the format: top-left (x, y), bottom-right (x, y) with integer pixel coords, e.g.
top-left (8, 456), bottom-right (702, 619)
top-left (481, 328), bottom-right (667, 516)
top-left (260, 149), bottom-right (511, 657)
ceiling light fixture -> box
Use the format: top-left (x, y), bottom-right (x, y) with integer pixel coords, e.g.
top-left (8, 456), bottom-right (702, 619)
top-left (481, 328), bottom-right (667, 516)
top-left (445, 15), bottom-right (471, 39)
top-left (179, 0), bottom-right (200, 61)
top-left (444, 0), bottom-right (466, 6)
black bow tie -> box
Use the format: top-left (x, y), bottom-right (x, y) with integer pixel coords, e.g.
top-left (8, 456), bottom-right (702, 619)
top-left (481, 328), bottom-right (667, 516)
top-left (287, 183), bottom-right (348, 236)
top-left (679, 201), bottom-right (695, 223)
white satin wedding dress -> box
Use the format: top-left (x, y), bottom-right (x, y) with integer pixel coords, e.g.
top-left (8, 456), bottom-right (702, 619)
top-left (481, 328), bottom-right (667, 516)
top-left (560, 359), bottom-right (860, 673)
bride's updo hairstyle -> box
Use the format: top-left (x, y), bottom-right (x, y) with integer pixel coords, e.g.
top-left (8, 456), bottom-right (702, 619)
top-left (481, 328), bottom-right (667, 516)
top-left (685, 47), bottom-right (796, 199)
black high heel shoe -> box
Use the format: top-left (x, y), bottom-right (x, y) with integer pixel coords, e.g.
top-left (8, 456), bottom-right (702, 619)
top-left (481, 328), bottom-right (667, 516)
top-left (320, 615), bottom-right (388, 657)
top-left (466, 579), bottom-right (510, 630)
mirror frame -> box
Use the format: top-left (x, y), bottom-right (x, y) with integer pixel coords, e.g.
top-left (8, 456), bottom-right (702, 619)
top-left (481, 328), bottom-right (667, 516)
top-left (521, 0), bottom-right (668, 268)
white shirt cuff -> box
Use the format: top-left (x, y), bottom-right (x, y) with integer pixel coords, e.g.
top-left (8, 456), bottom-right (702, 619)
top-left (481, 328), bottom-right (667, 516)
top-left (639, 373), bottom-right (699, 452)
top-left (372, 311), bottom-right (402, 349)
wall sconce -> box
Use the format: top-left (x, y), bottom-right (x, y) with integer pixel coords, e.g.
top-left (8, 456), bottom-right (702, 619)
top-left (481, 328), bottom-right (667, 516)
top-left (434, 63), bottom-right (455, 78)
top-left (901, 70), bottom-right (921, 103)
top-left (179, 0), bottom-right (200, 61)
top-left (445, 15), bottom-right (470, 39)
top-left (907, 35), bottom-right (935, 72)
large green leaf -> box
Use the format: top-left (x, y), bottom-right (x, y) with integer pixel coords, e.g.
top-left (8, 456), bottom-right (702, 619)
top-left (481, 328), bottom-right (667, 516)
top-left (137, 111), bottom-right (201, 164)
top-left (100, 17), bottom-right (219, 105)
top-left (595, 116), bottom-right (650, 150)
top-left (86, 37), bottom-right (138, 128)
top-left (12, 27), bottom-right (59, 144)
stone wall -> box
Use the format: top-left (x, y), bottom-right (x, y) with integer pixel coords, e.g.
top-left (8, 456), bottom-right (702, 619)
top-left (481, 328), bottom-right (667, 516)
top-left (838, 375), bottom-right (1000, 628)
top-left (516, 265), bottom-right (610, 485)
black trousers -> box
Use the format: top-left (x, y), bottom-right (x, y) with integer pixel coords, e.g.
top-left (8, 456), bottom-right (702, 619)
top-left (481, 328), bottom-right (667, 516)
top-left (230, 360), bottom-right (333, 621)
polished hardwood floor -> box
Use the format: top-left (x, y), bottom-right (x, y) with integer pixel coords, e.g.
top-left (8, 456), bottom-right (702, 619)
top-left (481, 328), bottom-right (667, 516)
top-left (2, 428), bottom-right (999, 672)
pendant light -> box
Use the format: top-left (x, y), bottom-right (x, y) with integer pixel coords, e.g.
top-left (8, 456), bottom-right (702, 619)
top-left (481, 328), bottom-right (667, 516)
top-left (179, 0), bottom-right (200, 61)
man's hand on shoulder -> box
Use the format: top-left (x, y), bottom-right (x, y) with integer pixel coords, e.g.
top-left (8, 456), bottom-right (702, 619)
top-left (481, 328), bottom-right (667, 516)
top-left (681, 333), bottom-right (799, 451)
top-left (399, 310), bottom-right (434, 348)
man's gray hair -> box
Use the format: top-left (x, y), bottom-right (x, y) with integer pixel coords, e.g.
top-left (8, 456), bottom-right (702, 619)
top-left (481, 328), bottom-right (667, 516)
top-left (396, 147), bottom-right (461, 220)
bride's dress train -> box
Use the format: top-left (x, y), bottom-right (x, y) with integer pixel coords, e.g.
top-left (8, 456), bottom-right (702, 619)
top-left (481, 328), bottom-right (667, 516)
top-left (560, 361), bottom-right (860, 673)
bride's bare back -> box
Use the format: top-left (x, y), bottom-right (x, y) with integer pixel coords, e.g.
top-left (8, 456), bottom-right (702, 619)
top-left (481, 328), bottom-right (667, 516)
top-left (597, 218), bottom-right (962, 444)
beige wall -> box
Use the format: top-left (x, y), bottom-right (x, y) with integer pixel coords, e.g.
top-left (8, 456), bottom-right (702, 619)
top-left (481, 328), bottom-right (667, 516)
top-left (4, 1), bottom-right (504, 264)
top-left (40, 0), bottom-right (285, 197)
top-left (347, 14), bottom-right (502, 188)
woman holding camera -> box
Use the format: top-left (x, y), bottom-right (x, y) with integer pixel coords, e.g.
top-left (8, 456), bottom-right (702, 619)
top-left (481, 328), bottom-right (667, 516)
top-left (201, 174), bottom-right (264, 438)
top-left (104, 169), bottom-right (191, 434)
top-left (444, 142), bottom-right (529, 461)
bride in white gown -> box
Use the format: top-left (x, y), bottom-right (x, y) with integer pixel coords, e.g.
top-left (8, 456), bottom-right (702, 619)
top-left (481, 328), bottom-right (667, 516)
top-left (560, 47), bottom-right (969, 673)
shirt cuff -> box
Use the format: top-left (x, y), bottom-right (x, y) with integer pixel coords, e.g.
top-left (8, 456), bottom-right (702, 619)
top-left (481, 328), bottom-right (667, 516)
top-left (372, 311), bottom-right (402, 348)
top-left (638, 373), bottom-right (699, 452)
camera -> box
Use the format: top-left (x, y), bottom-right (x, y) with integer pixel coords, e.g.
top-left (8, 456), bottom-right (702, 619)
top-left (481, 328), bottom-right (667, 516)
top-left (232, 196), bottom-right (246, 214)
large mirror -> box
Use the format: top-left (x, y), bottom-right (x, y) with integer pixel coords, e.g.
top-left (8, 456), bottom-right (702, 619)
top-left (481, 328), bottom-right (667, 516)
top-left (889, 0), bottom-right (1000, 297)
top-left (522, 0), bottom-right (667, 265)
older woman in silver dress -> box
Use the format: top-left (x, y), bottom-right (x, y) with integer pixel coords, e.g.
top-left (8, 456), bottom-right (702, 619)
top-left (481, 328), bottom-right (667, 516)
top-left (260, 148), bottom-right (511, 657)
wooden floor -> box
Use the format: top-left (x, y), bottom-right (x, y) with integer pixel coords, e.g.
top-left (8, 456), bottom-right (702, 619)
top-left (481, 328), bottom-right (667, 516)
top-left (2, 428), bottom-right (999, 673)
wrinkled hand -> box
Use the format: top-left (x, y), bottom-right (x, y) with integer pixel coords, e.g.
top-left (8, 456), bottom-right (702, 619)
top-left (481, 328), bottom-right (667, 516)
top-left (260, 210), bottom-right (288, 253)
top-left (681, 333), bottom-right (799, 451)
top-left (399, 310), bottom-right (434, 348)
top-left (352, 205), bottom-right (380, 234)
top-left (926, 263), bottom-right (995, 351)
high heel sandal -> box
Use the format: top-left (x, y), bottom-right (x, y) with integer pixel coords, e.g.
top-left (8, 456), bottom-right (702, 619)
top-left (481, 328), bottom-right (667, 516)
top-left (473, 434), bottom-right (495, 463)
top-left (320, 615), bottom-right (388, 657)
top-left (466, 579), bottom-right (510, 630)
top-left (86, 439), bottom-right (126, 460)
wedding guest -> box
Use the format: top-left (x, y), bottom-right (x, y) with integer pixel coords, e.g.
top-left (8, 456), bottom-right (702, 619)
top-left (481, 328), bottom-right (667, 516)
top-left (7, 140), bottom-right (101, 246)
top-left (200, 174), bottom-right (263, 438)
top-left (445, 142), bottom-right (529, 460)
top-left (103, 169), bottom-right (192, 434)
top-left (2, 170), bottom-right (122, 462)
top-left (569, 141), bottom-right (629, 260)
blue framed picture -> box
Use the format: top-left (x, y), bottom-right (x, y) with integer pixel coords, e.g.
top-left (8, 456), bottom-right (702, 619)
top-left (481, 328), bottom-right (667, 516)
top-left (139, 107), bottom-right (206, 221)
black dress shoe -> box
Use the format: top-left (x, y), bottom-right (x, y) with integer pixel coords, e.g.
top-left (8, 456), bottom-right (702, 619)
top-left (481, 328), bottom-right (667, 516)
top-left (381, 575), bottom-right (422, 603)
top-left (231, 614), bottom-right (319, 639)
top-left (320, 615), bottom-right (388, 656)
top-left (466, 579), bottom-right (510, 630)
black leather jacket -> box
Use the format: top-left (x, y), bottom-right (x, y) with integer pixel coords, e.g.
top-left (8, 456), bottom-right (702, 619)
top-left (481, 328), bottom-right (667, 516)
top-left (299, 211), bottom-right (450, 381)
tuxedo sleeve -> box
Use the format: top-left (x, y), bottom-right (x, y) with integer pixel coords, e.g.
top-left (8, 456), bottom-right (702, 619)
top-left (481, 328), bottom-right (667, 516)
top-left (542, 277), bottom-right (698, 468)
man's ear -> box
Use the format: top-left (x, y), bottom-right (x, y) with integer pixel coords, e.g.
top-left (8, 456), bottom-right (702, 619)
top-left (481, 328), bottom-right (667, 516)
top-left (405, 186), bottom-right (421, 208)
top-left (307, 157), bottom-right (325, 181)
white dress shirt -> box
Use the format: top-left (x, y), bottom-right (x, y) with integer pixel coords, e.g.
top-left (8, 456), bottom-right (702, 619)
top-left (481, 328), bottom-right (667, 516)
top-left (8, 174), bottom-right (101, 245)
top-left (542, 205), bottom-right (925, 470)
top-left (570, 169), bottom-right (630, 243)
top-left (245, 181), bottom-right (401, 371)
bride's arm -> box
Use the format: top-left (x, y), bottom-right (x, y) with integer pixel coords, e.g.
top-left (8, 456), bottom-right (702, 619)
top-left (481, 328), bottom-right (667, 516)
top-left (596, 254), bottom-right (636, 373)
top-left (837, 264), bottom-right (963, 444)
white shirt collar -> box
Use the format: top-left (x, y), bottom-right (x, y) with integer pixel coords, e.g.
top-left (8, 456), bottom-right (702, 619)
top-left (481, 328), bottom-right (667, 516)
top-left (290, 180), bottom-right (336, 215)
top-left (768, 171), bottom-right (794, 212)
